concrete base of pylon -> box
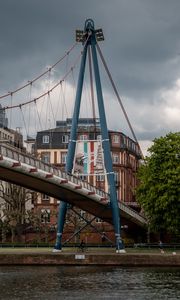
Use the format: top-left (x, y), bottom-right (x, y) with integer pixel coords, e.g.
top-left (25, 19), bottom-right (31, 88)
top-left (52, 248), bottom-right (62, 253)
top-left (116, 249), bottom-right (126, 253)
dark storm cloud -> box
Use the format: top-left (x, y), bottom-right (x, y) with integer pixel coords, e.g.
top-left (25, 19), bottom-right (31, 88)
top-left (0, 0), bottom-right (180, 145)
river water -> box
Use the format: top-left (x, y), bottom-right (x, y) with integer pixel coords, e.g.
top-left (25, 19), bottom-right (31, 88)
top-left (0, 266), bottom-right (179, 300)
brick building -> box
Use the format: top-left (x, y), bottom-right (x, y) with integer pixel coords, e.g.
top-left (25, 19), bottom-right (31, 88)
top-left (34, 118), bottom-right (141, 231)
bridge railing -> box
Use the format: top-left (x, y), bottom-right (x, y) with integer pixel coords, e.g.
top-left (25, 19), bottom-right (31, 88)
top-left (118, 201), bottom-right (147, 224)
top-left (0, 143), bottom-right (108, 200)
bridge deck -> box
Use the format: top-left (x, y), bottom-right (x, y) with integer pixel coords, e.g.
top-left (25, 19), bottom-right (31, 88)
top-left (0, 144), bottom-right (147, 227)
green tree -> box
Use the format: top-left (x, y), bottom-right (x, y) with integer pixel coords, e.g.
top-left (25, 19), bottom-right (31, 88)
top-left (136, 132), bottom-right (180, 234)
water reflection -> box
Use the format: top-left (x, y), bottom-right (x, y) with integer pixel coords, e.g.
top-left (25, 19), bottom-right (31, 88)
top-left (0, 266), bottom-right (179, 300)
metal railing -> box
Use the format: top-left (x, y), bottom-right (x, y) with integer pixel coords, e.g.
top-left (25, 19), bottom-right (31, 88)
top-left (119, 202), bottom-right (147, 224)
top-left (0, 143), bottom-right (107, 199)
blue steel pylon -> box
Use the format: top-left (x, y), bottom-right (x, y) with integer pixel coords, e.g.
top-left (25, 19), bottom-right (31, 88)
top-left (54, 19), bottom-right (124, 252)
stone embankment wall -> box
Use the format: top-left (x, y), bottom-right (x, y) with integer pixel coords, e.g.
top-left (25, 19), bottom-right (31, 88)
top-left (0, 253), bottom-right (179, 266)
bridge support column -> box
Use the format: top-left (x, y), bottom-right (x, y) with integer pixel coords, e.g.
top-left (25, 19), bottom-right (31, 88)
top-left (53, 41), bottom-right (88, 252)
top-left (53, 201), bottom-right (67, 252)
top-left (91, 41), bottom-right (124, 252)
top-left (66, 41), bottom-right (88, 173)
top-left (54, 19), bottom-right (125, 252)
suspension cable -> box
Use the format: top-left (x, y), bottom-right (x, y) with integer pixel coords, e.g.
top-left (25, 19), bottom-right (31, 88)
top-left (0, 42), bottom-right (78, 100)
top-left (3, 35), bottom-right (91, 112)
top-left (20, 107), bottom-right (28, 138)
top-left (96, 43), bottom-right (144, 159)
top-left (35, 100), bottom-right (43, 131)
top-left (3, 52), bottom-right (82, 111)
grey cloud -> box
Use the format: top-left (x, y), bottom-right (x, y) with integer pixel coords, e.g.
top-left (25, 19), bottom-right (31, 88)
top-left (0, 0), bottom-right (180, 145)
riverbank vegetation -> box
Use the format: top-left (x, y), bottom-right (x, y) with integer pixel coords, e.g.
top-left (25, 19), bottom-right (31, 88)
top-left (137, 132), bottom-right (180, 239)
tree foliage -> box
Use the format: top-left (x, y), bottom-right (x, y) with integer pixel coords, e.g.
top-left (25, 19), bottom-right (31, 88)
top-left (136, 132), bottom-right (180, 234)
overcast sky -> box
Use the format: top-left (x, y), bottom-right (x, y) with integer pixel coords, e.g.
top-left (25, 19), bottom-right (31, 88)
top-left (0, 0), bottom-right (180, 154)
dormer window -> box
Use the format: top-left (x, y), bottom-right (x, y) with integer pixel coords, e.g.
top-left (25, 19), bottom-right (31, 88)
top-left (42, 135), bottom-right (49, 144)
top-left (112, 134), bottom-right (119, 144)
top-left (62, 135), bottom-right (69, 143)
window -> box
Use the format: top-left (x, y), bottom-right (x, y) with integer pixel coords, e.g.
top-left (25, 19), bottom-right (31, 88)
top-left (112, 153), bottom-right (119, 164)
top-left (41, 209), bottom-right (50, 223)
top-left (54, 151), bottom-right (57, 164)
top-left (96, 175), bottom-right (105, 182)
top-left (62, 135), bottom-right (69, 143)
top-left (132, 143), bottom-right (135, 151)
top-left (114, 171), bottom-right (119, 186)
top-left (42, 135), bottom-right (49, 144)
top-left (79, 134), bottom-right (88, 141)
top-left (79, 175), bottom-right (87, 181)
top-left (42, 194), bottom-right (50, 200)
top-left (112, 134), bottom-right (119, 144)
top-left (41, 152), bottom-right (50, 163)
top-left (61, 152), bottom-right (67, 164)
top-left (121, 136), bottom-right (126, 147)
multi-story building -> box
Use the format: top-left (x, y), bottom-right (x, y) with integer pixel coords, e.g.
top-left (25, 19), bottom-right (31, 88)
top-left (34, 118), bottom-right (141, 230)
top-left (0, 104), bottom-right (8, 128)
top-left (0, 108), bottom-right (33, 225)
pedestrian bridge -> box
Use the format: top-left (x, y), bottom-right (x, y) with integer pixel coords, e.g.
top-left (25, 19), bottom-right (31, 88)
top-left (0, 143), bottom-right (147, 228)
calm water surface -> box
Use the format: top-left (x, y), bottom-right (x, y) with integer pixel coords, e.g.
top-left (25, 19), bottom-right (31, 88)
top-left (0, 266), bottom-right (179, 300)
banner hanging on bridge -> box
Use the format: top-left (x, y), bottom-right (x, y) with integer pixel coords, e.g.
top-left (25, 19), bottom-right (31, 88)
top-left (73, 140), bottom-right (105, 176)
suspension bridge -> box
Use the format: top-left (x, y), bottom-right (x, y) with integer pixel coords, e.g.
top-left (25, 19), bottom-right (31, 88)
top-left (0, 19), bottom-right (147, 252)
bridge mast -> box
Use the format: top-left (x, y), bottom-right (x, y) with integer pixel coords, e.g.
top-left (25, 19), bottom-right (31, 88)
top-left (54, 19), bottom-right (124, 252)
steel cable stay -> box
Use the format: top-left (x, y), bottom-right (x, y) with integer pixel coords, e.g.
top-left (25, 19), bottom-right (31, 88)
top-left (34, 100), bottom-right (43, 131)
top-left (49, 91), bottom-right (56, 128)
top-left (62, 50), bottom-right (70, 105)
top-left (78, 62), bottom-right (90, 121)
top-left (71, 68), bottom-right (77, 118)
top-left (53, 82), bottom-right (63, 122)
top-left (88, 46), bottom-right (96, 126)
top-left (84, 64), bottom-right (94, 121)
top-left (60, 69), bottom-right (75, 123)
top-left (19, 106), bottom-right (29, 140)
top-left (45, 87), bottom-right (50, 131)
top-left (3, 51), bottom-right (83, 111)
top-left (45, 69), bottom-right (53, 130)
top-left (47, 90), bottom-right (54, 152)
top-left (5, 36), bottom-right (91, 145)
top-left (96, 43), bottom-right (144, 159)
top-left (27, 83), bottom-right (32, 137)
top-left (60, 80), bottom-right (69, 121)
top-left (9, 93), bottom-right (13, 129)
top-left (3, 35), bottom-right (91, 112)
top-left (0, 42), bottom-right (78, 100)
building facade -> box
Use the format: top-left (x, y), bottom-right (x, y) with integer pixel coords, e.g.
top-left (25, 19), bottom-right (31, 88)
top-left (34, 118), bottom-right (141, 229)
top-left (0, 109), bottom-right (33, 225)
top-left (0, 104), bottom-right (8, 128)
